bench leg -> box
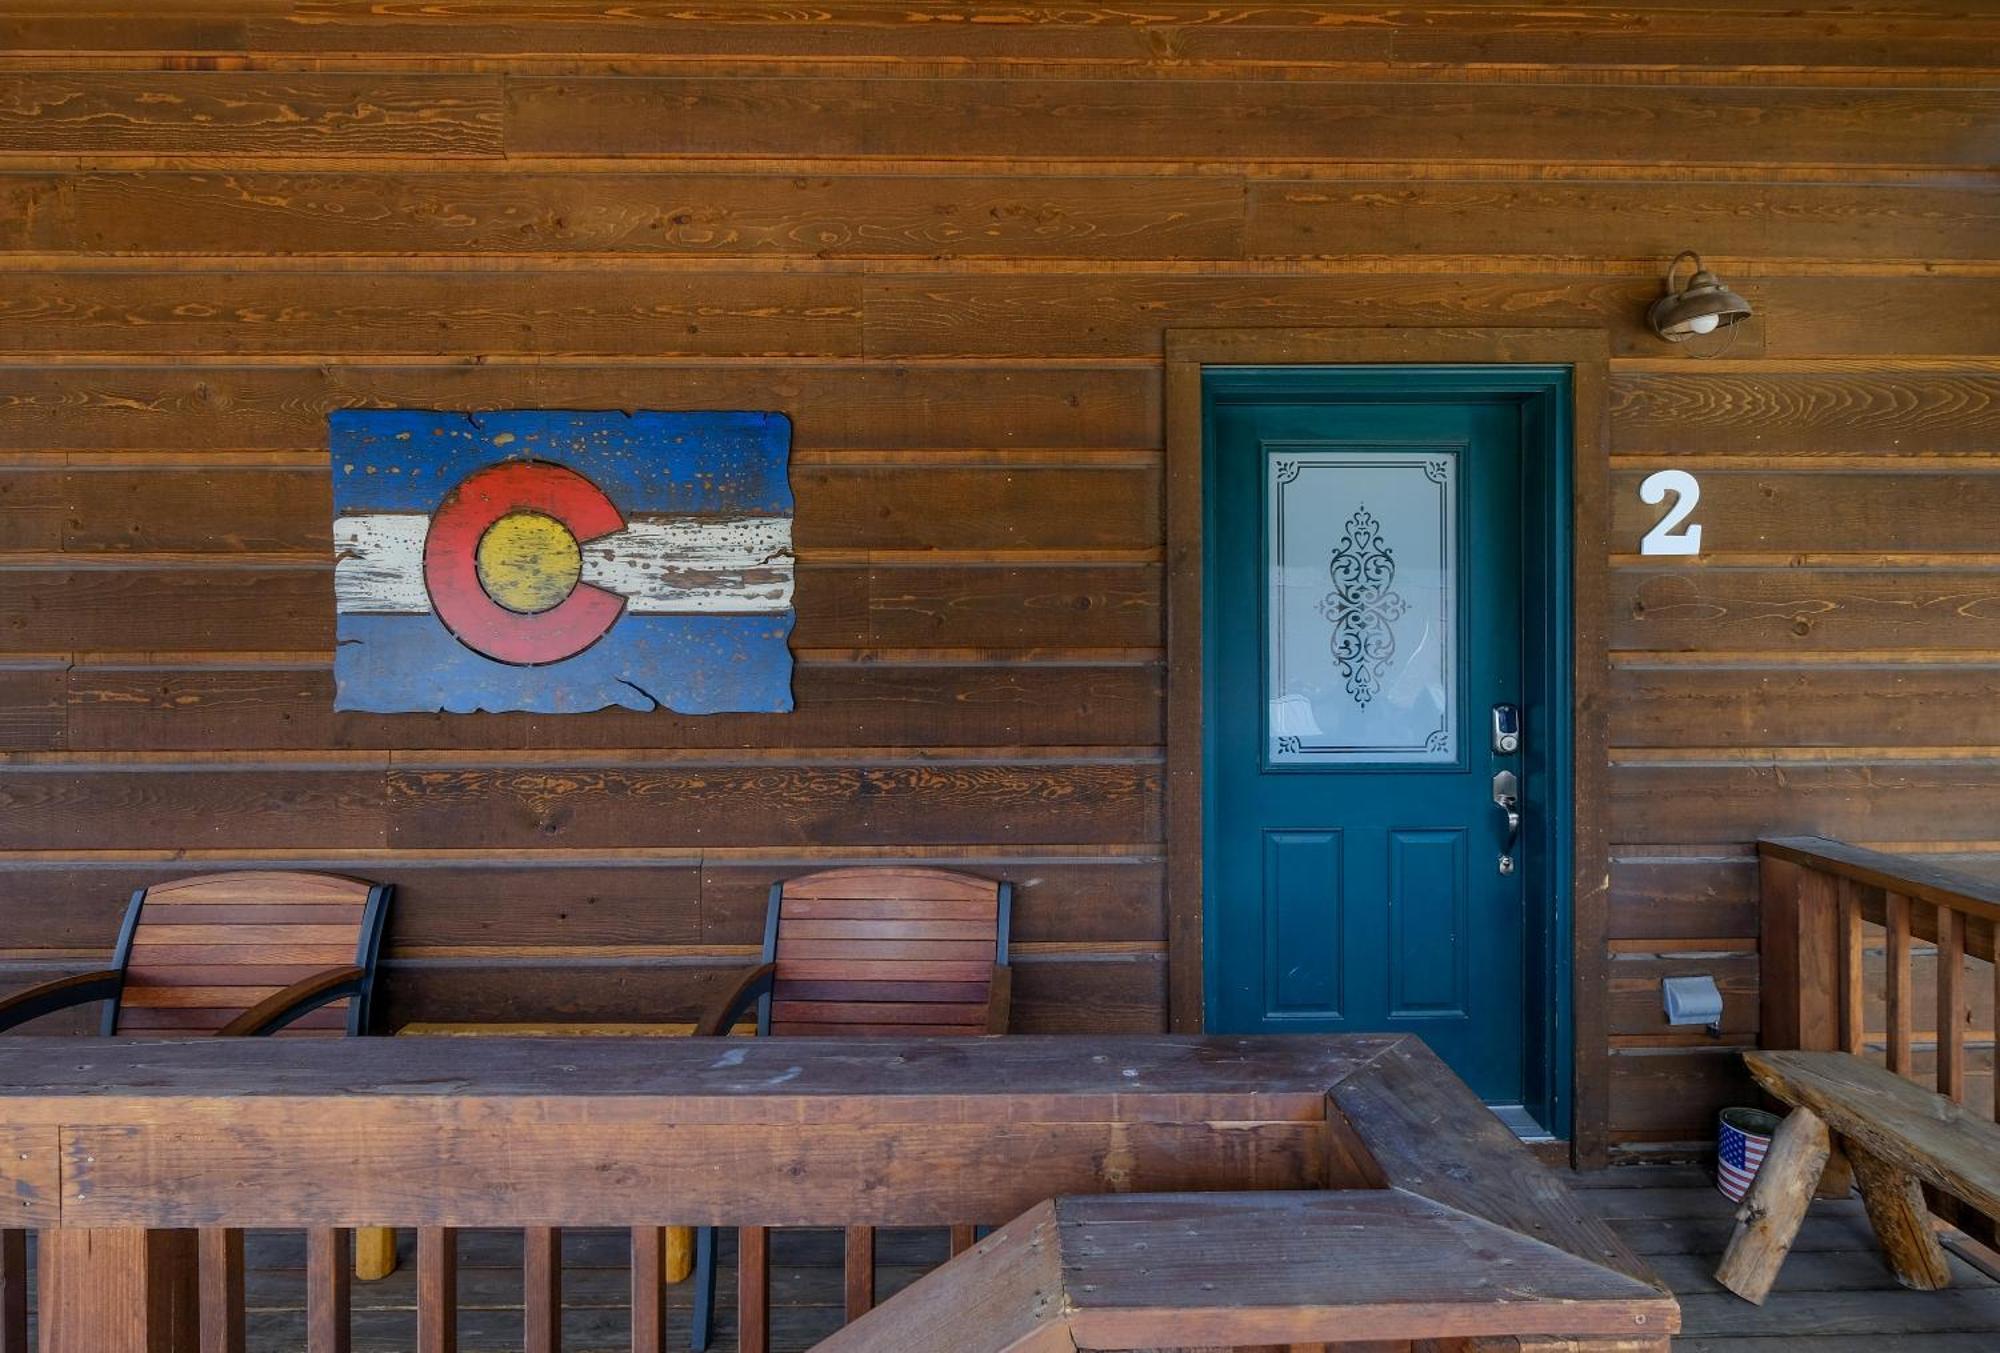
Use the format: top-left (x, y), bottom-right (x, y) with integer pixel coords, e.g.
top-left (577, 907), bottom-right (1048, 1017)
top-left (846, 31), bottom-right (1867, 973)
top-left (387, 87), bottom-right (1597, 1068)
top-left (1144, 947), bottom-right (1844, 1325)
top-left (1850, 1143), bottom-right (1952, 1291)
top-left (1715, 1105), bottom-right (1831, 1304)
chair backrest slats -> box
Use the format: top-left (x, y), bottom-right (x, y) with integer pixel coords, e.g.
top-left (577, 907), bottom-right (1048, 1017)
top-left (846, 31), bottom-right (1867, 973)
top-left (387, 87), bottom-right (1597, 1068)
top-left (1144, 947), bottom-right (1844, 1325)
top-left (765, 867), bottom-right (1009, 1037)
top-left (110, 870), bottom-right (389, 1037)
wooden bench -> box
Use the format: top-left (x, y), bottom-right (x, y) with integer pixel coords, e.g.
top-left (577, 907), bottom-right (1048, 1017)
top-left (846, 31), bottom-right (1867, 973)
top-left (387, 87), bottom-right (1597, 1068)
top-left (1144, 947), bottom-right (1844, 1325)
top-left (1718, 1050), bottom-right (2000, 1302)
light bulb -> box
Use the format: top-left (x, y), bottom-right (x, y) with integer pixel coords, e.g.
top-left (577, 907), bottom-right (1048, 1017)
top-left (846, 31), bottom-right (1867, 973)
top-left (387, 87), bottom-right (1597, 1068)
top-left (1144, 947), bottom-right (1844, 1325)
top-left (1686, 312), bottom-right (1720, 336)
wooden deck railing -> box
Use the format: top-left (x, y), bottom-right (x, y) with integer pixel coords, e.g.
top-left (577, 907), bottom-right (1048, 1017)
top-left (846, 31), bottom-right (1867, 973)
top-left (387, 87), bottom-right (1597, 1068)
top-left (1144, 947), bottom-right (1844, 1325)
top-left (0, 1033), bottom-right (1676, 1353)
top-left (1758, 837), bottom-right (2000, 1232)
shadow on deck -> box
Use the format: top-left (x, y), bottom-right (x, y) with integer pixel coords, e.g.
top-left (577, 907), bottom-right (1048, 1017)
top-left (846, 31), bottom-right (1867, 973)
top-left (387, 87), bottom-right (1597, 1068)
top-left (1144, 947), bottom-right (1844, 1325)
top-left (15, 1164), bottom-right (1974, 1351)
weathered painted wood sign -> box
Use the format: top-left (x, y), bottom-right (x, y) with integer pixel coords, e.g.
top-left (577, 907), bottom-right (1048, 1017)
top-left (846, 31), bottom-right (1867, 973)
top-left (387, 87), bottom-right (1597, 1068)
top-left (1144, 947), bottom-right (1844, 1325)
top-left (329, 410), bottom-right (794, 714)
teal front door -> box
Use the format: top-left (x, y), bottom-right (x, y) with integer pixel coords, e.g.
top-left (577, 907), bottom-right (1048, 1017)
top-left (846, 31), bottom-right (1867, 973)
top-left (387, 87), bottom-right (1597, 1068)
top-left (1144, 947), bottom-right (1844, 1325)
top-left (1203, 368), bottom-right (1562, 1113)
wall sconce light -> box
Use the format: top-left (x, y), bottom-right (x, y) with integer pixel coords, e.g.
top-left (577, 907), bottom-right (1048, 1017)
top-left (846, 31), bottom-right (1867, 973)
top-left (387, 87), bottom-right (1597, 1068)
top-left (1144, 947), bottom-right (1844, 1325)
top-left (1647, 250), bottom-right (1753, 353)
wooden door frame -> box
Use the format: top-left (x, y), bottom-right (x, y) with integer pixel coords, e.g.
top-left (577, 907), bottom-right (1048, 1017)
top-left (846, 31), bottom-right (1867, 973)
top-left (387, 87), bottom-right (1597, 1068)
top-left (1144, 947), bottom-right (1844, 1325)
top-left (1163, 327), bottom-right (1613, 1168)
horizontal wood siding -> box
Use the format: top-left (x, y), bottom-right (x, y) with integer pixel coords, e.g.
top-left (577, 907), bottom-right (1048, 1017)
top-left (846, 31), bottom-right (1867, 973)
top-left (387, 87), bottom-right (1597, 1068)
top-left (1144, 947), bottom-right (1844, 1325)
top-left (0, 1), bottom-right (1994, 1153)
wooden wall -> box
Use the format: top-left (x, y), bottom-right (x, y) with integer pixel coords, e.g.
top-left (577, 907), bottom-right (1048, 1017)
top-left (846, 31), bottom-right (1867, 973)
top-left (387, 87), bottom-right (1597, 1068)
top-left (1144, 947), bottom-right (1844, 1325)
top-left (0, 1), bottom-right (1996, 1157)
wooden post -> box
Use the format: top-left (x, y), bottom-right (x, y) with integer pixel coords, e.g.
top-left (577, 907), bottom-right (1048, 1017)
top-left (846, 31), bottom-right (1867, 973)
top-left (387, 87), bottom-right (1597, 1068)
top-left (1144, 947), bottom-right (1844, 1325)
top-left (0, 1230), bottom-right (25, 1353)
top-left (1849, 1145), bottom-right (1952, 1291)
top-left (196, 1228), bottom-right (244, 1353)
top-left (737, 1226), bottom-right (770, 1353)
top-left (630, 1226), bottom-right (663, 1353)
top-left (1936, 905), bottom-right (1966, 1102)
top-left (949, 1225), bottom-right (977, 1257)
top-left (1885, 892), bottom-right (1914, 1077)
top-left (844, 1225), bottom-right (875, 1322)
top-left (305, 1229), bottom-right (351, 1353)
top-left (38, 1228), bottom-right (199, 1353)
top-left (1758, 856), bottom-right (1840, 1054)
top-left (522, 1227), bottom-right (561, 1353)
top-left (1715, 1107), bottom-right (1831, 1304)
top-left (417, 1228), bottom-right (456, 1353)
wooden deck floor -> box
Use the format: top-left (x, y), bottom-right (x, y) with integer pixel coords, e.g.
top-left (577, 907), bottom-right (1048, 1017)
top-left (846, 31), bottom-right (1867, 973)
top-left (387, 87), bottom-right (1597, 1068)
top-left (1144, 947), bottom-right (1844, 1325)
top-left (22, 1165), bottom-right (2000, 1349)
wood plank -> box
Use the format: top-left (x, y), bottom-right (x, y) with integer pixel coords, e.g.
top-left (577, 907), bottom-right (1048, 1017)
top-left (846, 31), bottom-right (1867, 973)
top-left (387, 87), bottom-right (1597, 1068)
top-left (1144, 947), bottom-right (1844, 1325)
top-left (521, 1226), bottom-right (559, 1353)
top-left (1611, 372), bottom-right (2000, 457)
top-left (10, 1), bottom-right (1995, 70)
top-left (0, 764), bottom-right (385, 850)
top-left (1330, 1038), bottom-right (1663, 1289)
top-left (1614, 567), bottom-right (2000, 654)
top-left (1608, 854), bottom-right (1758, 944)
top-left (305, 1229), bottom-right (351, 1353)
top-left (1612, 470), bottom-right (2000, 556)
top-left (628, 1225), bottom-right (662, 1353)
top-left (0, 1228), bottom-right (21, 1353)
top-left (1610, 1049), bottom-right (1757, 1143)
top-left (1888, 892), bottom-right (1916, 1077)
top-left (1612, 763), bottom-right (2000, 845)
top-left (0, 362), bottom-right (1162, 453)
top-left (0, 74), bottom-right (502, 155)
top-left (0, 561), bottom-right (1162, 653)
top-left (34, 461), bottom-right (1164, 554)
top-left (373, 953), bottom-right (1160, 1033)
top-left (1939, 905), bottom-right (1969, 1101)
top-left (1610, 666), bottom-right (2000, 750)
top-left (383, 757), bottom-right (1159, 851)
top-left (1248, 180), bottom-right (2000, 263)
top-left (197, 1227), bottom-right (246, 1353)
top-left (507, 76), bottom-right (2000, 167)
top-left (64, 658), bottom-right (1163, 753)
top-left (0, 271), bottom-right (862, 358)
top-left (23, 170), bottom-right (1246, 260)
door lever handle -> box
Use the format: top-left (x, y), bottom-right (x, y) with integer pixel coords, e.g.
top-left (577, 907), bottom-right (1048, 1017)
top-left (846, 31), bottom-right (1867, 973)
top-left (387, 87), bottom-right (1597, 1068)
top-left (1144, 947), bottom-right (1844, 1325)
top-left (1492, 769), bottom-right (1521, 875)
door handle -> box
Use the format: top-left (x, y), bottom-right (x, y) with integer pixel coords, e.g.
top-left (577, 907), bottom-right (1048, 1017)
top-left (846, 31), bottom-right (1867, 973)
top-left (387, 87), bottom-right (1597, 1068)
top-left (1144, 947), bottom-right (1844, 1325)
top-left (1493, 769), bottom-right (1521, 875)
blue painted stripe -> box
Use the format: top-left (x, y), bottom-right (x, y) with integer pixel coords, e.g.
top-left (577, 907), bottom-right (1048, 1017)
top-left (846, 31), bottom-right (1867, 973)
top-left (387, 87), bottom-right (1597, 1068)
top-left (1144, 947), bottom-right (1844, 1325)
top-left (329, 410), bottom-right (793, 516)
top-left (334, 612), bottom-right (795, 715)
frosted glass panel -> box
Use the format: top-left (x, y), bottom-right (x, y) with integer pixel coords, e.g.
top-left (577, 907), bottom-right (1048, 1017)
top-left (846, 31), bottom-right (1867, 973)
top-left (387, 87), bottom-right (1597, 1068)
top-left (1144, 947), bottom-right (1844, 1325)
top-left (1267, 448), bottom-right (1457, 765)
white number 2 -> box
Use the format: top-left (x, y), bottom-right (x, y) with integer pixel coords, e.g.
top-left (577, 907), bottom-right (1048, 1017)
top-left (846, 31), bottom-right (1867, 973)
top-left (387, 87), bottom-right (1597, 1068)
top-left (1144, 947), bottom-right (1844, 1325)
top-left (1639, 469), bottom-right (1703, 557)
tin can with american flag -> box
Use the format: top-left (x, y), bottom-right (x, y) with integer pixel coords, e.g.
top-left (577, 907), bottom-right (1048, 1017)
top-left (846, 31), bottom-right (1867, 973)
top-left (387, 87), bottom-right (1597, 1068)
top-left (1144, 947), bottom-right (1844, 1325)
top-left (1717, 1107), bottom-right (1780, 1202)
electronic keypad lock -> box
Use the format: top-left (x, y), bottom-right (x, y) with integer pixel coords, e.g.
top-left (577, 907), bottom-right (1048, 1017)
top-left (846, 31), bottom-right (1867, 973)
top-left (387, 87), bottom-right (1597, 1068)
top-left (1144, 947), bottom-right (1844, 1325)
top-left (1491, 704), bottom-right (1521, 756)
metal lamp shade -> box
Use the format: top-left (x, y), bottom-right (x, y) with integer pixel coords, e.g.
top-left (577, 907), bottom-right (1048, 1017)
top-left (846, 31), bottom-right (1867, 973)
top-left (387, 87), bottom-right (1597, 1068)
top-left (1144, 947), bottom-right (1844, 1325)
top-left (1648, 252), bottom-right (1754, 343)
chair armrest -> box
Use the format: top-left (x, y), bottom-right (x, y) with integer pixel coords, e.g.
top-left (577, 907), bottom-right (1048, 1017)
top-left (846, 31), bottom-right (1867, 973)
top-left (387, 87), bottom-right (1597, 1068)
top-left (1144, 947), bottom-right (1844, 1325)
top-left (986, 962), bottom-right (1012, 1034)
top-left (695, 962), bottom-right (776, 1037)
top-left (219, 965), bottom-right (366, 1037)
top-left (0, 969), bottom-right (122, 1033)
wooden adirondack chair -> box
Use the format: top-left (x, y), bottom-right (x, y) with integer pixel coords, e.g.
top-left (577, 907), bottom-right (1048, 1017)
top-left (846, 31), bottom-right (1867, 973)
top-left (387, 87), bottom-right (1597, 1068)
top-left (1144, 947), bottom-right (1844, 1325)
top-left (687, 866), bottom-right (1013, 1353)
top-left (0, 869), bottom-right (394, 1350)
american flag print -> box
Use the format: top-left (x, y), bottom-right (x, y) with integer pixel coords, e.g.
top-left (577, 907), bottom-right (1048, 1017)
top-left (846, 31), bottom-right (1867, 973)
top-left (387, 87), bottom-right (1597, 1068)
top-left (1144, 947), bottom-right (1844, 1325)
top-left (1716, 1113), bottom-right (1771, 1203)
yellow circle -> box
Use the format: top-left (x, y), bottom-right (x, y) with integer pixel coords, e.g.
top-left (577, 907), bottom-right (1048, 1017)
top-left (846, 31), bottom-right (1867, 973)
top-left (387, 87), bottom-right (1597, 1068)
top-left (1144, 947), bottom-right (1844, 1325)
top-left (475, 511), bottom-right (583, 615)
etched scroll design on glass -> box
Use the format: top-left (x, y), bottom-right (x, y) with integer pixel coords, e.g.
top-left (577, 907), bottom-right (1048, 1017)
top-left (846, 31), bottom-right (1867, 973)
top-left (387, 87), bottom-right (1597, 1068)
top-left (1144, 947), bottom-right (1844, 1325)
top-left (1317, 506), bottom-right (1408, 708)
top-left (1267, 447), bottom-right (1457, 766)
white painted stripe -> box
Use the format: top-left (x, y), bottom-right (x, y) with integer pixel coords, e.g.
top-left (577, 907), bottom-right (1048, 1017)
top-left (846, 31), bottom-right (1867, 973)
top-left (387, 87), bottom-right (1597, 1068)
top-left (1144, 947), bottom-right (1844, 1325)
top-left (334, 514), bottom-right (429, 614)
top-left (583, 517), bottom-right (794, 614)
top-left (333, 512), bottom-right (794, 615)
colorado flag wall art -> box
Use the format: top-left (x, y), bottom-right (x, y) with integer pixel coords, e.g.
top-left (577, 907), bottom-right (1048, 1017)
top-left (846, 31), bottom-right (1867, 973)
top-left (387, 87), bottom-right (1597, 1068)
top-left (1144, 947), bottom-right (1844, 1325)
top-left (329, 410), bottom-right (795, 714)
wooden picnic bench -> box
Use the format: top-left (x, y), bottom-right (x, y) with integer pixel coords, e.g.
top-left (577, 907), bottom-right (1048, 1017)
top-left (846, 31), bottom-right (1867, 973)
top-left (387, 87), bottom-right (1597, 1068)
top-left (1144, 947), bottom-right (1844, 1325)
top-left (1726, 838), bottom-right (2000, 1305)
top-left (1718, 1050), bottom-right (2000, 1302)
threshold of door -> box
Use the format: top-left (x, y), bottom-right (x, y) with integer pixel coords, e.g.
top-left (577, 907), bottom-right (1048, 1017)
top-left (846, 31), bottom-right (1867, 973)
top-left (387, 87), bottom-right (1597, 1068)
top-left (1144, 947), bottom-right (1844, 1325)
top-left (1488, 1103), bottom-right (1557, 1143)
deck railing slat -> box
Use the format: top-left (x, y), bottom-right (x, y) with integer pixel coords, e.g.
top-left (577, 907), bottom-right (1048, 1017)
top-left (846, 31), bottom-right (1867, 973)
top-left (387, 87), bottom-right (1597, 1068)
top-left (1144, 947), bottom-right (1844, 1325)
top-left (0, 1229), bottom-right (25, 1353)
top-left (1838, 878), bottom-right (1866, 1056)
top-left (198, 1227), bottom-right (245, 1353)
top-left (630, 1225), bottom-right (664, 1353)
top-left (1936, 905), bottom-right (1968, 1103)
top-left (306, 1228), bottom-right (352, 1353)
top-left (417, 1227), bottom-right (457, 1353)
top-left (1885, 891), bottom-right (1914, 1079)
top-left (523, 1226), bottom-right (562, 1353)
